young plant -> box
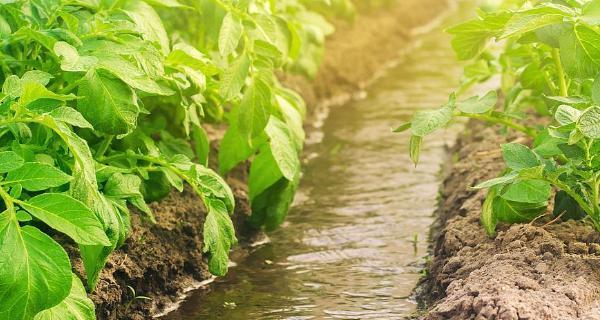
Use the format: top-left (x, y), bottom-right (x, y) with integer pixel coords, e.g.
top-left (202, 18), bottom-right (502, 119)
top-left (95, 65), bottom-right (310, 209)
top-left (0, 0), bottom-right (342, 318)
top-left (162, 0), bottom-right (335, 230)
top-left (398, 0), bottom-right (600, 235)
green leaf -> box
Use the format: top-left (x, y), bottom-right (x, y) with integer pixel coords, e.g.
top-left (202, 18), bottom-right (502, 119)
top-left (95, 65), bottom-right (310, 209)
top-left (252, 14), bottom-right (287, 55)
top-left (393, 122), bottom-right (411, 133)
top-left (160, 167), bottom-right (183, 192)
top-left (253, 40), bottom-right (283, 63)
top-left (593, 73), bottom-right (600, 105)
top-left (166, 43), bottom-right (219, 76)
top-left (446, 19), bottom-right (495, 60)
top-left (21, 193), bottom-right (110, 246)
top-left (203, 198), bottom-right (237, 276)
top-left (409, 135), bottom-right (422, 165)
top-left (569, 129), bottom-right (584, 144)
top-left (560, 25), bottom-right (600, 79)
top-left (249, 145), bottom-right (283, 201)
top-left (472, 171), bottom-right (518, 189)
top-left (37, 117), bottom-right (121, 290)
top-left (519, 166), bottom-right (546, 180)
top-left (553, 190), bottom-right (587, 220)
top-left (20, 82), bottom-right (75, 107)
top-left (3, 75), bottom-right (22, 98)
top-left (96, 55), bottom-right (173, 95)
top-left (103, 173), bottom-right (143, 199)
top-left (219, 12), bottom-right (243, 57)
top-left (54, 41), bottom-right (98, 72)
top-left (250, 173), bottom-right (300, 231)
top-left (555, 104), bottom-right (582, 125)
top-left (457, 90), bottom-right (497, 114)
top-left (411, 106), bottom-right (453, 137)
top-left (218, 125), bottom-right (254, 175)
top-left (578, 106), bottom-right (600, 139)
top-left (493, 197), bottom-right (547, 223)
top-left (533, 130), bottom-right (564, 157)
top-left (501, 143), bottom-right (540, 170)
top-left (192, 164), bottom-right (235, 213)
top-left (546, 95), bottom-right (590, 107)
top-left (70, 180), bottom-right (122, 290)
top-left (14, 27), bottom-right (57, 51)
top-left (192, 124), bottom-right (210, 166)
top-left (536, 23), bottom-right (567, 48)
top-left (558, 143), bottom-right (584, 160)
top-left (144, 0), bottom-right (190, 8)
top-left (521, 62), bottom-right (548, 91)
top-left (34, 274), bottom-right (96, 320)
top-left (0, 15), bottom-right (10, 36)
top-left (123, 0), bottom-right (170, 54)
top-left (77, 198), bottom-right (120, 290)
top-left (277, 95), bottom-right (305, 152)
top-left (22, 71), bottom-right (53, 86)
top-left (264, 117), bottom-right (300, 181)
top-left (49, 107), bottom-right (93, 129)
top-left (582, 0), bottom-right (600, 25)
top-left (500, 180), bottom-right (551, 203)
top-left (480, 188), bottom-right (498, 236)
top-left (16, 210), bottom-right (32, 222)
top-left (220, 54), bottom-right (250, 100)
top-left (0, 215), bottom-right (72, 320)
top-left (0, 151), bottom-right (24, 173)
top-left (140, 171), bottom-right (172, 202)
top-left (77, 70), bottom-right (139, 135)
top-left (5, 162), bottom-right (72, 191)
top-left (237, 79), bottom-right (272, 140)
top-left (104, 173), bottom-right (153, 220)
top-left (500, 12), bottom-right (564, 39)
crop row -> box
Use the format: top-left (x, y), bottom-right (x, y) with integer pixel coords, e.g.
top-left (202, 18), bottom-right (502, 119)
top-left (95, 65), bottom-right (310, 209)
top-left (0, 0), bottom-right (353, 319)
top-left (399, 0), bottom-right (600, 237)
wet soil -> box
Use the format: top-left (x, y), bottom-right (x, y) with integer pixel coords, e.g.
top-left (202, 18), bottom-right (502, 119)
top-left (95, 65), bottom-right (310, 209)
top-left (160, 2), bottom-right (466, 316)
top-left (67, 161), bottom-right (255, 320)
top-left (83, 1), bottom-right (450, 319)
top-left (419, 121), bottom-right (600, 320)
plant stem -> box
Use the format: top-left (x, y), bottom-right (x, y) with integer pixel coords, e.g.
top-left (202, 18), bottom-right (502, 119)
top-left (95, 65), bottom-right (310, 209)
top-left (553, 179), bottom-right (596, 221)
top-left (59, 79), bottom-right (82, 94)
top-left (457, 112), bottom-right (537, 138)
top-left (98, 153), bottom-right (207, 202)
top-left (95, 135), bottom-right (114, 158)
top-left (552, 48), bottom-right (568, 97)
top-left (594, 183), bottom-right (600, 216)
top-left (0, 184), bottom-right (16, 219)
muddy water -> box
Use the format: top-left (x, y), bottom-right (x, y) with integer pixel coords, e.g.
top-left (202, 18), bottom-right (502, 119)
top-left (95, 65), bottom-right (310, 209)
top-left (163, 3), bottom-right (473, 319)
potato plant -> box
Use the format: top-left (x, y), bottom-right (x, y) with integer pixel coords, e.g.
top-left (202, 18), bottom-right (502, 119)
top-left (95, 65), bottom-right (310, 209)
top-left (161, 0), bottom-right (336, 230)
top-left (0, 0), bottom-right (338, 319)
top-left (398, 0), bottom-right (600, 235)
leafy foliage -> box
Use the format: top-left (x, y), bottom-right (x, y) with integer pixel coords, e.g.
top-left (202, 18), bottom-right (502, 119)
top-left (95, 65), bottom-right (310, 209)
top-left (399, 0), bottom-right (600, 236)
top-left (0, 0), bottom-right (342, 318)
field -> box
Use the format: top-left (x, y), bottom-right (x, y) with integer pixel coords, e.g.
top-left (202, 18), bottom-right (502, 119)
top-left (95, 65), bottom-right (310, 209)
top-left (2, 0), bottom-right (600, 319)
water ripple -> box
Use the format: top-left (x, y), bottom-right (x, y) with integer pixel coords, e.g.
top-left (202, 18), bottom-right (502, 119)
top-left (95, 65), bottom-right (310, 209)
top-left (160, 2), bottom-right (476, 319)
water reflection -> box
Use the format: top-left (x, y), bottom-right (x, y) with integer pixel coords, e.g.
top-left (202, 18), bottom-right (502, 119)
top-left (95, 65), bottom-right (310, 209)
top-left (162, 1), bottom-right (472, 319)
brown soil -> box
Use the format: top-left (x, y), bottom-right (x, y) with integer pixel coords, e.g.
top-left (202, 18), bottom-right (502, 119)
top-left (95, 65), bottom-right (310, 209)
top-left (80, 1), bottom-right (450, 319)
top-left (418, 121), bottom-right (600, 320)
top-left (68, 167), bottom-right (255, 320)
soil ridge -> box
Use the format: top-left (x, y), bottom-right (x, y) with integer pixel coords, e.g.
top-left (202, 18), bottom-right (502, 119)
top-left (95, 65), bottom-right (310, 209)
top-left (82, 1), bottom-right (450, 319)
top-left (418, 121), bottom-right (600, 320)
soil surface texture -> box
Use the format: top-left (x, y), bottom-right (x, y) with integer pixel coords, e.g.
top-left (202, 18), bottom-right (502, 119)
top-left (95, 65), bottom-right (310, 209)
top-left (80, 1), bottom-right (450, 319)
top-left (418, 121), bottom-right (600, 320)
